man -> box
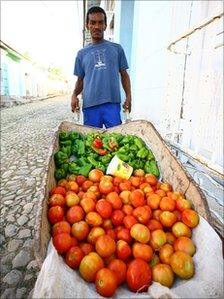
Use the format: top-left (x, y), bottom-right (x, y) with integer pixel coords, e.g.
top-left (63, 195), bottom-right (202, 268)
top-left (71, 6), bottom-right (132, 128)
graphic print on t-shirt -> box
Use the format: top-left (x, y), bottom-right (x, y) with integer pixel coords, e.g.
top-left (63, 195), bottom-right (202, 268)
top-left (91, 49), bottom-right (106, 70)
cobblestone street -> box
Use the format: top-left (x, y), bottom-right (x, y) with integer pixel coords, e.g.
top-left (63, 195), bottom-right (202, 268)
top-left (0, 95), bottom-right (75, 298)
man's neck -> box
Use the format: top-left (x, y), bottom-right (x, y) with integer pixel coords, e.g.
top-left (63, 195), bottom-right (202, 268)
top-left (92, 38), bottom-right (105, 45)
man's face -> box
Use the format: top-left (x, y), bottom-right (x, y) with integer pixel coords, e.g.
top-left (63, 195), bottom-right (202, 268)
top-left (86, 12), bottom-right (106, 41)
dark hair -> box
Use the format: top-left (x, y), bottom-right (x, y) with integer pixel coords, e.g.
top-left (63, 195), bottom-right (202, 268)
top-left (86, 6), bottom-right (107, 26)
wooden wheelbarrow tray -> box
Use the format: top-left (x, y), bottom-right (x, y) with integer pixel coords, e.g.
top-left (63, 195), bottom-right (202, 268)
top-left (34, 120), bottom-right (211, 267)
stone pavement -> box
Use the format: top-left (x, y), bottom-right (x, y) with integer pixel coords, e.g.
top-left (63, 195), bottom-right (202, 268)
top-left (0, 95), bottom-right (223, 298)
top-left (0, 95), bottom-right (76, 298)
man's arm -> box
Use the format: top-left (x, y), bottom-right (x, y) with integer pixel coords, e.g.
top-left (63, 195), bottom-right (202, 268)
top-left (120, 69), bottom-right (132, 113)
top-left (71, 77), bottom-right (83, 112)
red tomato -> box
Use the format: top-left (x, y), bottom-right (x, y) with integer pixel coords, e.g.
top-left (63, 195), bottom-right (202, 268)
top-left (49, 186), bottom-right (66, 197)
top-left (123, 215), bottom-right (137, 229)
top-left (92, 138), bottom-right (103, 148)
top-left (66, 206), bottom-right (85, 224)
top-left (111, 210), bottom-right (125, 226)
top-left (108, 259), bottom-right (127, 285)
top-left (76, 175), bottom-right (86, 186)
top-left (116, 228), bottom-right (132, 243)
top-left (126, 258), bottom-right (152, 292)
top-left (51, 221), bottom-right (71, 236)
top-left (48, 206), bottom-right (64, 224)
top-left (95, 268), bottom-right (118, 297)
top-left (48, 194), bottom-right (66, 207)
top-left (116, 240), bottom-right (132, 261)
top-left (65, 246), bottom-right (84, 269)
top-left (99, 180), bottom-right (114, 194)
top-left (88, 169), bottom-right (104, 182)
top-left (79, 242), bottom-right (94, 255)
top-left (79, 252), bottom-right (104, 282)
top-left (52, 233), bottom-right (72, 254)
top-left (95, 235), bottom-right (116, 258)
top-left (95, 199), bottom-right (112, 219)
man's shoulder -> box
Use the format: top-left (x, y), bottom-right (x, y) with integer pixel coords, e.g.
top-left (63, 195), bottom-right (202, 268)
top-left (104, 40), bottom-right (122, 50)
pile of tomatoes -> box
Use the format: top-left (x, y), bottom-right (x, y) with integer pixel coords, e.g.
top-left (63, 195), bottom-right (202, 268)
top-left (47, 168), bottom-right (199, 297)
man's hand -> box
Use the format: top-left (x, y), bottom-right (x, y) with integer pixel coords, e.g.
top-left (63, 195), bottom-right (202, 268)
top-left (123, 96), bottom-right (132, 113)
top-left (71, 94), bottom-right (80, 113)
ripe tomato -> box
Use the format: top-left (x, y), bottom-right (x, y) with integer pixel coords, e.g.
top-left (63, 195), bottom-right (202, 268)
top-left (119, 190), bottom-right (131, 205)
top-left (87, 227), bottom-right (105, 245)
top-left (102, 219), bottom-right (113, 230)
top-left (132, 242), bottom-right (153, 262)
top-left (123, 215), bottom-right (137, 229)
top-left (71, 221), bottom-right (89, 241)
top-left (130, 176), bottom-right (141, 188)
top-left (172, 221), bottom-right (192, 238)
top-left (116, 240), bottom-right (132, 261)
top-left (106, 192), bottom-right (122, 209)
top-left (159, 211), bottom-right (177, 227)
top-left (95, 199), bottom-right (112, 219)
top-left (150, 229), bottom-right (167, 250)
top-left (133, 206), bottom-right (152, 224)
top-left (170, 251), bottom-right (195, 279)
top-left (65, 191), bottom-right (80, 207)
top-left (49, 186), bottom-right (66, 197)
top-left (122, 204), bottom-right (134, 215)
top-left (147, 193), bottom-right (161, 210)
top-left (174, 236), bottom-right (196, 256)
top-left (95, 268), bottom-right (118, 297)
top-left (92, 138), bottom-right (103, 149)
top-left (133, 169), bottom-right (145, 177)
top-left (76, 175), bottom-right (86, 186)
top-left (159, 197), bottom-right (176, 211)
top-left (99, 179), bottom-right (114, 194)
top-left (152, 263), bottom-right (174, 288)
top-left (130, 223), bottom-right (150, 244)
top-left (80, 197), bottom-right (95, 213)
top-left (108, 259), bottom-right (127, 285)
top-left (166, 232), bottom-right (176, 245)
top-left (48, 206), bottom-right (64, 224)
top-left (159, 243), bottom-right (174, 264)
top-left (176, 198), bottom-right (192, 211)
top-left (111, 210), bottom-right (125, 226)
top-left (181, 209), bottom-right (199, 228)
top-left (95, 235), bottom-right (116, 258)
top-left (51, 221), bottom-right (71, 236)
top-left (85, 211), bottom-right (103, 227)
top-left (130, 189), bottom-right (145, 207)
top-left (79, 252), bottom-right (104, 282)
top-left (81, 180), bottom-right (94, 192)
top-left (88, 169), bottom-right (104, 182)
top-left (66, 181), bottom-right (79, 193)
top-left (106, 229), bottom-right (117, 241)
top-left (116, 228), bottom-right (132, 243)
top-left (79, 242), bottom-right (94, 255)
top-left (66, 206), bottom-right (85, 224)
top-left (160, 183), bottom-right (172, 192)
top-left (146, 219), bottom-right (163, 231)
top-left (126, 258), bottom-right (152, 292)
top-left (52, 233), bottom-right (71, 254)
top-left (48, 194), bottom-right (66, 207)
top-left (65, 246), bottom-right (84, 269)
top-left (145, 174), bottom-right (158, 186)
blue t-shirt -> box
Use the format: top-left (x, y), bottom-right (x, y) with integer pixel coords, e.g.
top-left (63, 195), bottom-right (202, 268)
top-left (74, 40), bottom-right (129, 109)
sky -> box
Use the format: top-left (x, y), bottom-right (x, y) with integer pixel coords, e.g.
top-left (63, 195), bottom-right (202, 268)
top-left (1, 0), bottom-right (83, 76)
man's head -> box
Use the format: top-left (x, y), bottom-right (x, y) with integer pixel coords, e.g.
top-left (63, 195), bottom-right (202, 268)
top-left (86, 6), bottom-right (107, 42)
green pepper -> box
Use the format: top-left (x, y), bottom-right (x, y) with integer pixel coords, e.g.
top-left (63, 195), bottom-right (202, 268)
top-left (79, 164), bottom-right (93, 177)
top-left (54, 168), bottom-right (66, 181)
top-left (59, 140), bottom-right (72, 147)
top-left (76, 140), bottom-right (85, 155)
top-left (68, 162), bottom-right (80, 174)
top-left (133, 137), bottom-right (145, 149)
top-left (87, 156), bottom-right (98, 167)
top-left (99, 154), bottom-right (112, 165)
top-left (59, 131), bottom-right (69, 141)
top-left (95, 162), bottom-right (106, 173)
top-left (69, 131), bottom-right (82, 141)
top-left (54, 151), bottom-right (68, 166)
top-left (60, 146), bottom-right (71, 157)
top-left (137, 147), bottom-right (149, 159)
top-left (117, 146), bottom-right (127, 154)
top-left (119, 135), bottom-right (133, 145)
top-left (144, 160), bottom-right (160, 177)
top-left (129, 144), bottom-right (138, 152)
top-left (116, 153), bottom-right (129, 162)
top-left (147, 149), bottom-right (155, 161)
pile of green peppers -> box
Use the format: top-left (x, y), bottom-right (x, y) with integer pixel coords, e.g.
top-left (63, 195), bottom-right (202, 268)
top-left (54, 131), bottom-right (160, 181)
